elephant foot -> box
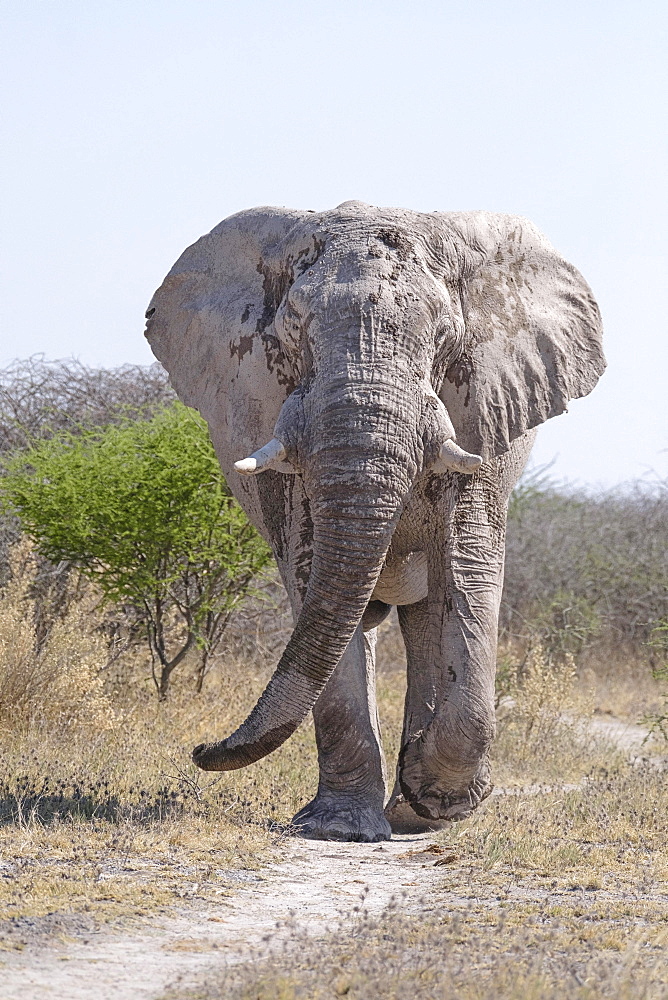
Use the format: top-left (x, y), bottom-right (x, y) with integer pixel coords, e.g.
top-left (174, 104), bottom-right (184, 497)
top-left (399, 750), bottom-right (494, 822)
top-left (384, 793), bottom-right (447, 835)
top-left (407, 780), bottom-right (493, 822)
top-left (291, 795), bottom-right (392, 843)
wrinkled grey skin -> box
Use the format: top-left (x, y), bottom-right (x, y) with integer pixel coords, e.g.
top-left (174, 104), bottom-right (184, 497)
top-left (145, 201), bottom-right (605, 842)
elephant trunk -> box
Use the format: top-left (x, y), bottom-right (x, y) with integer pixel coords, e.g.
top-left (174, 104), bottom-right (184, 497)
top-left (193, 386), bottom-right (417, 771)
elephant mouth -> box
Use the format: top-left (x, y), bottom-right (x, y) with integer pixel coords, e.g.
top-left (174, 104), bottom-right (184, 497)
top-left (371, 550), bottom-right (428, 606)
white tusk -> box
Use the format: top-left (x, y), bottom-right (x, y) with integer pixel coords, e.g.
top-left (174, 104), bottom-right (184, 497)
top-left (234, 438), bottom-right (287, 476)
top-left (434, 439), bottom-right (483, 475)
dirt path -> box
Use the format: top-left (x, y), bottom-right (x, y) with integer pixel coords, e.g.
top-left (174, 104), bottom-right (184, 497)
top-left (585, 714), bottom-right (650, 752)
top-left (0, 715), bottom-right (658, 1000)
top-left (0, 832), bottom-right (447, 1000)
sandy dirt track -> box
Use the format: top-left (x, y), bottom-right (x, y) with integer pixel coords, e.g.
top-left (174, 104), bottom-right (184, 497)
top-left (0, 832), bottom-right (447, 1000)
top-left (0, 715), bottom-right (658, 1000)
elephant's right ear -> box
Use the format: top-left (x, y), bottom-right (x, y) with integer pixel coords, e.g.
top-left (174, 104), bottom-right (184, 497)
top-left (144, 207), bottom-right (312, 428)
top-left (437, 213), bottom-right (605, 461)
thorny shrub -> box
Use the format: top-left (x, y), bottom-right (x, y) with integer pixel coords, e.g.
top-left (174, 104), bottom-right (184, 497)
top-left (503, 476), bottom-right (668, 651)
top-left (0, 356), bottom-right (174, 454)
top-left (645, 618), bottom-right (668, 740)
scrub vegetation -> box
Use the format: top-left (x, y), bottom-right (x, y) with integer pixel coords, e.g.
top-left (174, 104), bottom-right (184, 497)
top-left (0, 360), bottom-right (666, 997)
top-left (1, 401), bottom-right (271, 698)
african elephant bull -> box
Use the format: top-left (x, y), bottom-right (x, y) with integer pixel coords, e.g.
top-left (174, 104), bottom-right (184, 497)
top-left (145, 201), bottom-right (604, 841)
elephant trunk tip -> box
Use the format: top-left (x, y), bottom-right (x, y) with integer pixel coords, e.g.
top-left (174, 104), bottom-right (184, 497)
top-left (192, 719), bottom-right (299, 771)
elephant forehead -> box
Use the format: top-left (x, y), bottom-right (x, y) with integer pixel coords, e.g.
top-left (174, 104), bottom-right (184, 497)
top-left (289, 249), bottom-right (452, 322)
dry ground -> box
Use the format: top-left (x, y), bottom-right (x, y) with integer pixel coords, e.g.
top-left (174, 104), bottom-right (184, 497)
top-left (1, 610), bottom-right (667, 999)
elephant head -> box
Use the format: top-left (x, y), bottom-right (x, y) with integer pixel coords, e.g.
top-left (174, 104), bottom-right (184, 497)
top-left (145, 201), bottom-right (604, 777)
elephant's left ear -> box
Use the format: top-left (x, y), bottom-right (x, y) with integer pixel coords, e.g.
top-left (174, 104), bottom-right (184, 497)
top-left (437, 213), bottom-right (605, 461)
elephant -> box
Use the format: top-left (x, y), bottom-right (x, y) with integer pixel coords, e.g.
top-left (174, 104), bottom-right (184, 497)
top-left (145, 200), bottom-right (605, 842)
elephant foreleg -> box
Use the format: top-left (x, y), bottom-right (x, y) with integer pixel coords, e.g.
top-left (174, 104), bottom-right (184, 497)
top-left (398, 437), bottom-right (534, 821)
top-left (292, 624), bottom-right (391, 842)
top-left (384, 599), bottom-right (447, 833)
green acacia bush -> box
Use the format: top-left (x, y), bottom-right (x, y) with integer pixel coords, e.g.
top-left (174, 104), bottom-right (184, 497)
top-left (0, 358), bottom-right (177, 621)
top-left (0, 401), bottom-right (272, 698)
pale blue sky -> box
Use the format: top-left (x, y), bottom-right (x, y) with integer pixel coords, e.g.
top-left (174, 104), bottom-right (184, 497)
top-left (1, 1), bottom-right (666, 487)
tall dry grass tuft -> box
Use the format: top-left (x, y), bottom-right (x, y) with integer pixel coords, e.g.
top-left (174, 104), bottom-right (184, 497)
top-left (498, 641), bottom-right (578, 721)
top-left (490, 641), bottom-right (607, 785)
top-left (0, 537), bottom-right (114, 733)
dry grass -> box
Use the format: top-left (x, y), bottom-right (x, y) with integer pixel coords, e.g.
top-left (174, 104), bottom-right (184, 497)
top-left (1, 538), bottom-right (667, 1000)
top-left (0, 689), bottom-right (320, 924)
top-left (164, 736), bottom-right (668, 999)
top-left (172, 896), bottom-right (668, 1000)
top-left (0, 538), bottom-right (115, 733)
top-left (0, 541), bottom-right (320, 926)
top-left (0, 725), bottom-right (312, 925)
